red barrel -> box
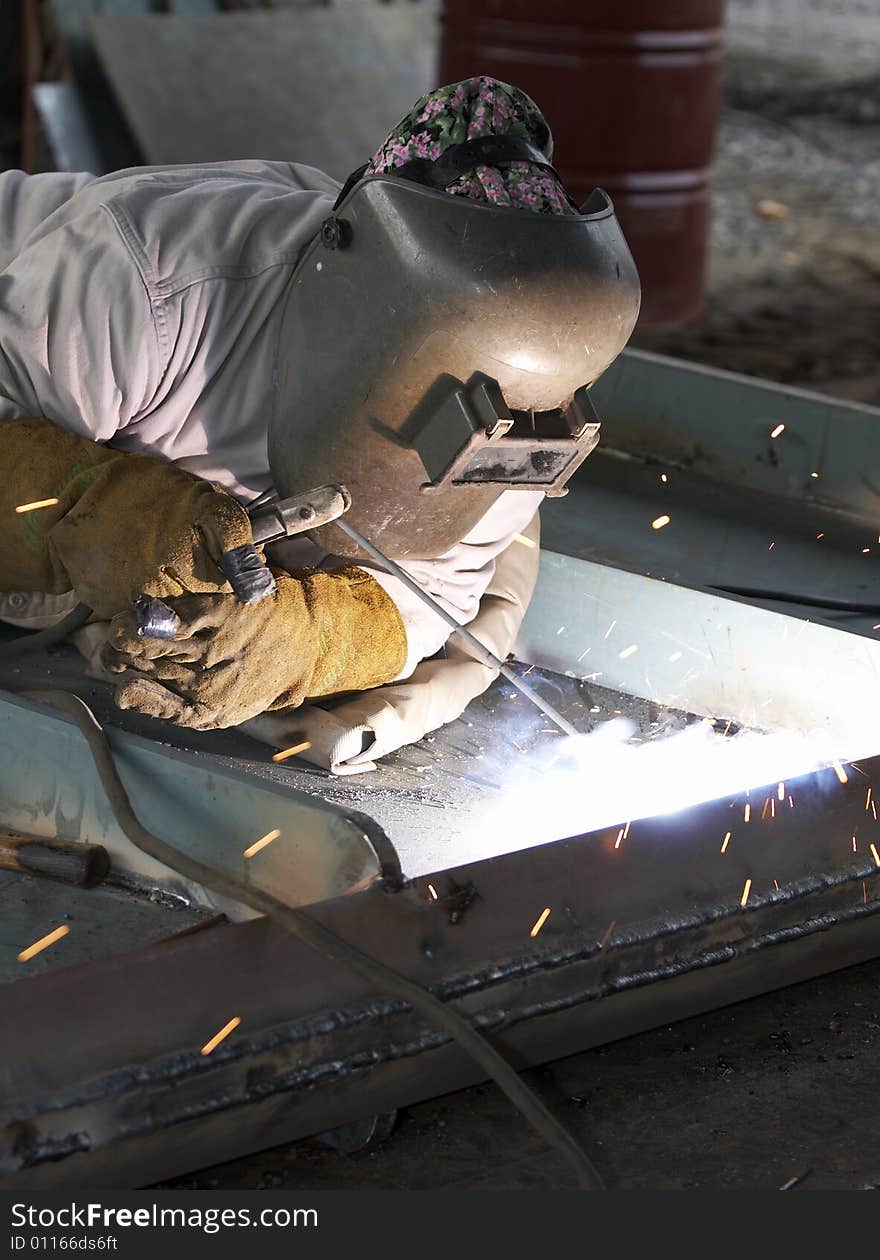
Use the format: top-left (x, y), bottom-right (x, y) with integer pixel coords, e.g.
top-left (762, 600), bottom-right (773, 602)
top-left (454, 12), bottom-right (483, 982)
top-left (439, 1), bottom-right (725, 325)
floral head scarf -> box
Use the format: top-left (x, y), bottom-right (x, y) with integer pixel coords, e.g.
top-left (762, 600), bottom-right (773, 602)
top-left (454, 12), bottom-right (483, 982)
top-left (366, 77), bottom-right (577, 216)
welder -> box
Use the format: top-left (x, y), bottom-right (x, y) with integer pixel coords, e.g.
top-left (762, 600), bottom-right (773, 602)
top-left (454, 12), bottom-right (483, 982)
top-left (0, 78), bottom-right (639, 772)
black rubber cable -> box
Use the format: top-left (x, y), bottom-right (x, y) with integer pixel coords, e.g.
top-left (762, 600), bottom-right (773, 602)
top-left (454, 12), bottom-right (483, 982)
top-left (15, 685), bottom-right (605, 1191)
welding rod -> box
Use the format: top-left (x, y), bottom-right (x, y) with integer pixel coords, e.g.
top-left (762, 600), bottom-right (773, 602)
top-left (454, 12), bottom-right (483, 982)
top-left (335, 519), bottom-right (579, 738)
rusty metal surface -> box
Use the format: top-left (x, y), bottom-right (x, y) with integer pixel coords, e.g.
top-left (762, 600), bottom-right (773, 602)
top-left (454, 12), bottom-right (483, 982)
top-left (2, 742), bottom-right (879, 1187)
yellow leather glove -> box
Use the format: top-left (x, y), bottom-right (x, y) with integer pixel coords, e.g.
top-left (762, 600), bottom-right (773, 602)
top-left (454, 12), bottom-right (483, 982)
top-left (1, 416), bottom-right (274, 617)
top-left (101, 567), bottom-right (408, 730)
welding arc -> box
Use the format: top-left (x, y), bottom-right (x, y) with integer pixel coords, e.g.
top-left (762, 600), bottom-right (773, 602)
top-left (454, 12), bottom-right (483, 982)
top-left (336, 520), bottom-right (579, 737)
top-left (0, 602), bottom-right (92, 658)
top-left (714, 586), bottom-right (880, 613)
top-left (19, 687), bottom-right (604, 1192)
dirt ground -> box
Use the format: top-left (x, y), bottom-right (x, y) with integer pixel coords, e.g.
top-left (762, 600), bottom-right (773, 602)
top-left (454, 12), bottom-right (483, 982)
top-left (162, 47), bottom-right (880, 1193)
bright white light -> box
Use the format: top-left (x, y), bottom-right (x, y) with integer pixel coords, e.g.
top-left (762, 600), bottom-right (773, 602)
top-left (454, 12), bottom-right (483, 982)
top-left (462, 718), bottom-right (865, 858)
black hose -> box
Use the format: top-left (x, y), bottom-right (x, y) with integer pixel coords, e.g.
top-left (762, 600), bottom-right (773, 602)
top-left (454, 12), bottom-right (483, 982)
top-left (17, 686), bottom-right (604, 1191)
top-left (0, 601), bottom-right (93, 658)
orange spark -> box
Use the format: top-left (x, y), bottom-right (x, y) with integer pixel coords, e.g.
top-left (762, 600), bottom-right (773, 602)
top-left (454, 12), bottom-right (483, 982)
top-left (652, 514), bottom-right (671, 531)
top-left (870, 844), bottom-right (880, 869)
top-left (866, 788), bottom-right (873, 811)
top-left (530, 907), bottom-right (551, 938)
top-left (271, 740), bottom-right (312, 764)
top-left (721, 831), bottom-right (731, 854)
top-left (774, 879), bottom-right (781, 892)
top-left (741, 878), bottom-right (752, 908)
top-left (427, 883), bottom-right (438, 901)
top-left (15, 497), bottom-right (60, 514)
top-left (744, 803), bottom-right (751, 823)
top-left (18, 924), bottom-right (70, 962)
top-left (599, 919), bottom-right (616, 949)
top-left (200, 1017), bottom-right (241, 1056)
top-left (242, 827), bottom-right (281, 858)
top-left (832, 761), bottom-right (848, 785)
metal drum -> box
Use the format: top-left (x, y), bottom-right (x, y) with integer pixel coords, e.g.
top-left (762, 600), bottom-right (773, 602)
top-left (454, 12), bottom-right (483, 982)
top-left (439, 0), bottom-right (725, 325)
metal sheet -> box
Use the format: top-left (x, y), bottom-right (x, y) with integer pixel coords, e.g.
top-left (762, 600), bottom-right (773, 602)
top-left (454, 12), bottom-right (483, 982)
top-left (3, 746), bottom-right (878, 1188)
top-left (90, 8), bottom-right (437, 176)
top-left (0, 691), bottom-right (396, 919)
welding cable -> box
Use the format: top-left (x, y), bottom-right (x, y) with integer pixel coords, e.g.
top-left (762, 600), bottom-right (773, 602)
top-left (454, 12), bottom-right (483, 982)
top-left (0, 601), bottom-right (93, 658)
top-left (16, 686), bottom-right (605, 1192)
top-left (713, 585), bottom-right (880, 613)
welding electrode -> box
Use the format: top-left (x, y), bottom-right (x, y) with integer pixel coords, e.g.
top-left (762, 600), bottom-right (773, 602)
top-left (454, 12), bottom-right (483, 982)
top-left (335, 519), bottom-right (580, 739)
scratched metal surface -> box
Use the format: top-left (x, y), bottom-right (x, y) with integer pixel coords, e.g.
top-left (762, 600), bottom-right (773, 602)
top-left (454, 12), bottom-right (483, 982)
top-left (0, 632), bottom-right (692, 886)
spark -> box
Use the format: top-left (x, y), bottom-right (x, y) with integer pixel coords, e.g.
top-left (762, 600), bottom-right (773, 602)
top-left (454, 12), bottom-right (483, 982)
top-left (427, 883), bottom-right (438, 900)
top-left (832, 761), bottom-right (848, 784)
top-left (652, 514), bottom-right (671, 531)
top-left (721, 831), bottom-right (731, 853)
top-left (771, 798), bottom-right (776, 819)
top-left (871, 844), bottom-right (880, 869)
top-left (863, 548), bottom-right (871, 555)
top-left (530, 907), bottom-right (551, 938)
top-left (816, 532), bottom-right (824, 540)
top-left (761, 797), bottom-right (771, 820)
top-left (623, 820), bottom-right (631, 840)
top-left (741, 878), bottom-right (752, 908)
top-left (810, 472), bottom-right (819, 478)
top-left (668, 651), bottom-right (683, 663)
top-left (873, 801), bottom-right (877, 821)
top-left (770, 424), bottom-right (785, 439)
top-left (514, 532), bottom-right (537, 548)
top-left (271, 740), bottom-right (312, 764)
top-left (778, 782), bottom-right (785, 801)
top-left (242, 828), bottom-right (281, 859)
top-left (774, 879), bottom-right (781, 892)
top-left (556, 625), bottom-right (566, 635)
top-left (18, 924), bottom-right (70, 962)
top-left (660, 473), bottom-right (668, 483)
top-left (789, 795), bottom-right (794, 808)
top-left (866, 788), bottom-right (872, 811)
top-left (599, 919), bottom-right (616, 949)
top-left (577, 647), bottom-right (592, 662)
top-left (522, 664), bottom-right (536, 676)
top-left (874, 624), bottom-right (880, 631)
top-left (200, 1016), bottom-right (241, 1056)
top-left (768, 541), bottom-right (775, 551)
top-left (614, 828), bottom-right (624, 849)
top-left (14, 497), bottom-right (60, 514)
top-left (604, 619), bottom-right (617, 639)
top-left (744, 803), bottom-right (751, 823)
top-left (618, 644), bottom-right (638, 660)
top-left (853, 835), bottom-right (858, 853)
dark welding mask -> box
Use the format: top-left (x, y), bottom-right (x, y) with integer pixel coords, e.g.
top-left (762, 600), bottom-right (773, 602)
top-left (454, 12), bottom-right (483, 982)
top-left (268, 160), bottom-right (640, 561)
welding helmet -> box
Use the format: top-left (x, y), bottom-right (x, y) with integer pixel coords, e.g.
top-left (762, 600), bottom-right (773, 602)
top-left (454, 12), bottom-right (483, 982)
top-left (268, 145), bottom-right (640, 561)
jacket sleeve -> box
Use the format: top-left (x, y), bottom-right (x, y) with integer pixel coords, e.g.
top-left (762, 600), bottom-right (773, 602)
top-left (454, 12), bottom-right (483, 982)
top-left (0, 186), bottom-right (162, 436)
top-left (241, 506), bottom-right (542, 773)
top-left (0, 169), bottom-right (96, 268)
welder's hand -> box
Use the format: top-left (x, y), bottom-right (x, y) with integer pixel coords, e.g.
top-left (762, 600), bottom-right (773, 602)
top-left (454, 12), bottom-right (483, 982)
top-left (242, 508), bottom-right (542, 772)
top-left (102, 568), bottom-right (407, 730)
top-left (1, 416), bottom-right (274, 618)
